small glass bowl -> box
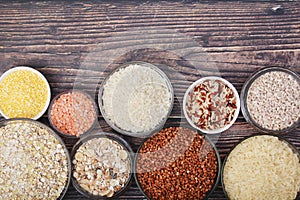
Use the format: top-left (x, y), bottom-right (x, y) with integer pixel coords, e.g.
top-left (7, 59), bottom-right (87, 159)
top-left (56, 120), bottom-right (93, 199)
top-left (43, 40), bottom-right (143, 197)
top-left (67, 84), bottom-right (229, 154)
top-left (0, 66), bottom-right (51, 120)
top-left (48, 89), bottom-right (98, 138)
top-left (221, 134), bottom-right (300, 200)
top-left (134, 125), bottom-right (221, 200)
top-left (241, 67), bottom-right (300, 134)
top-left (0, 118), bottom-right (71, 200)
top-left (183, 76), bottom-right (240, 134)
top-left (71, 131), bottom-right (134, 199)
top-left (98, 61), bottom-right (174, 138)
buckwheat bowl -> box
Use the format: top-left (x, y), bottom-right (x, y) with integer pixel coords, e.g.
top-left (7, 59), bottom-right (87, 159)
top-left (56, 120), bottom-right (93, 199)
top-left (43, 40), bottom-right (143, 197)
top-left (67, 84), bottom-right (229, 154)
top-left (134, 126), bottom-right (221, 200)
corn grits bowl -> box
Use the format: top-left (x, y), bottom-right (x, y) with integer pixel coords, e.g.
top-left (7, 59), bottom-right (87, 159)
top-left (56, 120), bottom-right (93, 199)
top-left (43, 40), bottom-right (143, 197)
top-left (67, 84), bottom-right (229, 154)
top-left (0, 66), bottom-right (51, 120)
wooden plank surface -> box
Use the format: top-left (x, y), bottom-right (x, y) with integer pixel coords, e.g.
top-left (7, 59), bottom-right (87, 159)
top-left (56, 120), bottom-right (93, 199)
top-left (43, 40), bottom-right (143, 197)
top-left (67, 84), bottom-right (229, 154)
top-left (0, 0), bottom-right (300, 199)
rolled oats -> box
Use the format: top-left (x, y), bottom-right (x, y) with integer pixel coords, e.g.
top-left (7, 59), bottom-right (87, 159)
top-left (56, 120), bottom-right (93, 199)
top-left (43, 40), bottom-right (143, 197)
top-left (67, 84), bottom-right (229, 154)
top-left (73, 137), bottom-right (131, 197)
top-left (0, 120), bottom-right (69, 200)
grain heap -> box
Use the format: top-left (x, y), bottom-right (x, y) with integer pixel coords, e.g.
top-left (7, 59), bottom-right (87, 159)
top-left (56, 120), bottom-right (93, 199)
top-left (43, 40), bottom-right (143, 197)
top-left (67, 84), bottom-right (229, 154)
top-left (247, 71), bottom-right (300, 131)
top-left (185, 78), bottom-right (238, 131)
top-left (136, 127), bottom-right (218, 200)
top-left (223, 135), bottom-right (300, 200)
top-left (0, 120), bottom-right (69, 199)
top-left (0, 67), bottom-right (50, 119)
top-left (50, 91), bottom-right (97, 137)
top-left (102, 63), bottom-right (172, 134)
top-left (73, 137), bottom-right (131, 197)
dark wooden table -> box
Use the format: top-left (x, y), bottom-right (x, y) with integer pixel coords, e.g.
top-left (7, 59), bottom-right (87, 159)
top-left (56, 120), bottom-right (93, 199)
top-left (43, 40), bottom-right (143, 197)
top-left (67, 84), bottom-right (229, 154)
top-left (1, 0), bottom-right (300, 199)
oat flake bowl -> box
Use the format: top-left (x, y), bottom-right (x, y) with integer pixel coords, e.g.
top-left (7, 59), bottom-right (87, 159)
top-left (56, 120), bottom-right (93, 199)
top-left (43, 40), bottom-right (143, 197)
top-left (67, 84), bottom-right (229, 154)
top-left (222, 134), bottom-right (300, 200)
top-left (134, 126), bottom-right (221, 200)
top-left (241, 67), bottom-right (300, 134)
top-left (0, 66), bottom-right (51, 120)
top-left (71, 132), bottom-right (133, 199)
top-left (98, 61), bottom-right (174, 138)
top-left (183, 76), bottom-right (240, 134)
top-left (0, 118), bottom-right (71, 200)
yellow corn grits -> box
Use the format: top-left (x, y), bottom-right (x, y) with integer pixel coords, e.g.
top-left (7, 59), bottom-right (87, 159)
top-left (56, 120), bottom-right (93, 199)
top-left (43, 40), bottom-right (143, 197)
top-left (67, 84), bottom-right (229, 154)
top-left (0, 69), bottom-right (49, 118)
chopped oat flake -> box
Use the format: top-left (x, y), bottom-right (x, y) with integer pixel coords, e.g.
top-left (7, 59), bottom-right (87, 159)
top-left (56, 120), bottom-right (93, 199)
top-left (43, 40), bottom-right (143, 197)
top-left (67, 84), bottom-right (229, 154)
top-left (185, 79), bottom-right (237, 131)
top-left (0, 120), bottom-right (69, 200)
top-left (73, 137), bottom-right (131, 197)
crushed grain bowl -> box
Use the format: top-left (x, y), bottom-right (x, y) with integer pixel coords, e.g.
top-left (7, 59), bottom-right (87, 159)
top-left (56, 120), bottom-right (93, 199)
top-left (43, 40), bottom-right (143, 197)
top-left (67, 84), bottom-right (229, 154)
top-left (0, 118), bottom-right (71, 200)
top-left (98, 61), bottom-right (174, 137)
top-left (222, 134), bottom-right (300, 200)
top-left (183, 76), bottom-right (240, 134)
top-left (241, 67), bottom-right (300, 134)
top-left (0, 66), bottom-right (51, 120)
top-left (134, 126), bottom-right (220, 200)
top-left (48, 90), bottom-right (98, 137)
top-left (71, 132), bottom-right (133, 199)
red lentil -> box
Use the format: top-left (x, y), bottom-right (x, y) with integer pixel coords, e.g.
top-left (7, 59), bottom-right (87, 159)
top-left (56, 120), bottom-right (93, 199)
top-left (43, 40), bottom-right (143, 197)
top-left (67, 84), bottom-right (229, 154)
top-left (136, 127), bottom-right (218, 200)
top-left (50, 91), bottom-right (97, 137)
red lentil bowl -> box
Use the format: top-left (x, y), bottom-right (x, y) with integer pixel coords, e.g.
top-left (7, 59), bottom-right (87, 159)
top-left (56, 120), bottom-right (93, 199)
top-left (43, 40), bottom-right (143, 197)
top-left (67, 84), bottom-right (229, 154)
top-left (134, 126), bottom-right (221, 200)
top-left (48, 89), bottom-right (98, 138)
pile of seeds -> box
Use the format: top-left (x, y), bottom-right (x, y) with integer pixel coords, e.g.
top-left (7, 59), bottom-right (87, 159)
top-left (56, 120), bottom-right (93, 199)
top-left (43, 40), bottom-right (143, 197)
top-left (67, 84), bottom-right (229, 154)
top-left (0, 121), bottom-right (69, 200)
top-left (246, 71), bottom-right (300, 131)
top-left (50, 91), bottom-right (97, 137)
top-left (136, 127), bottom-right (218, 200)
top-left (185, 79), bottom-right (238, 130)
top-left (0, 68), bottom-right (49, 119)
top-left (73, 137), bottom-right (131, 197)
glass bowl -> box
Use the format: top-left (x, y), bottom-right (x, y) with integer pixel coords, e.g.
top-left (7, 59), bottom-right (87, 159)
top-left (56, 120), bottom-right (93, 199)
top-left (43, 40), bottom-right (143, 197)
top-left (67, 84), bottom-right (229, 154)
top-left (98, 61), bottom-right (174, 138)
top-left (0, 118), bottom-right (71, 200)
top-left (134, 125), bottom-right (221, 200)
top-left (48, 89), bottom-right (98, 138)
top-left (0, 66), bottom-right (51, 120)
top-left (71, 131), bottom-right (133, 199)
top-left (183, 76), bottom-right (240, 134)
top-left (240, 67), bottom-right (300, 134)
top-left (221, 134), bottom-right (300, 200)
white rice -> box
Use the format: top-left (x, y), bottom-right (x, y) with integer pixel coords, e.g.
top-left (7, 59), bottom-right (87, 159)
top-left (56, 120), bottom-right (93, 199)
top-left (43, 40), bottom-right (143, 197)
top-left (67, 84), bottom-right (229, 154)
top-left (102, 64), bottom-right (172, 134)
top-left (223, 135), bottom-right (300, 200)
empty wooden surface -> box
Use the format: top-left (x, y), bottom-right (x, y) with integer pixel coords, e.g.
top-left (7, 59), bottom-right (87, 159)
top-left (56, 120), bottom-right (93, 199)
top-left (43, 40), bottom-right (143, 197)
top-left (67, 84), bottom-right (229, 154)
top-left (0, 0), bottom-right (300, 199)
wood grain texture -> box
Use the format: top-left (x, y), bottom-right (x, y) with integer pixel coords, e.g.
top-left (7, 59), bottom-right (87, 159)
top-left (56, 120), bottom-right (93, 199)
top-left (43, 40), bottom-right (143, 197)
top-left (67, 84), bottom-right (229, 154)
top-left (0, 0), bottom-right (300, 199)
